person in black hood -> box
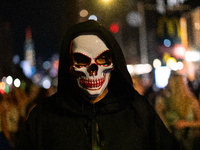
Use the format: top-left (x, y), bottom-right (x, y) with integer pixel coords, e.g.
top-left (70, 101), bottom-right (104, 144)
top-left (17, 20), bottom-right (180, 150)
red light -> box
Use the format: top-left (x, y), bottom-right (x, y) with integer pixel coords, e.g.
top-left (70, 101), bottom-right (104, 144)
top-left (0, 89), bottom-right (5, 94)
top-left (0, 82), bottom-right (5, 94)
top-left (110, 23), bottom-right (119, 33)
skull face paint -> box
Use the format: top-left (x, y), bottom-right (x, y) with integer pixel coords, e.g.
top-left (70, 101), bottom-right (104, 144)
top-left (70, 35), bottom-right (114, 97)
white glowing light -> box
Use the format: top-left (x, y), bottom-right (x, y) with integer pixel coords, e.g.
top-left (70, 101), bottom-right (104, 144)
top-left (127, 64), bottom-right (152, 75)
top-left (173, 45), bottom-right (186, 58)
top-left (177, 61), bottom-right (183, 70)
top-left (170, 62), bottom-right (179, 71)
top-left (185, 51), bottom-right (200, 62)
top-left (126, 11), bottom-right (142, 27)
top-left (6, 76), bottom-right (13, 85)
top-left (135, 64), bottom-right (152, 75)
top-left (88, 15), bottom-right (97, 21)
top-left (156, 0), bottom-right (166, 14)
top-left (167, 0), bottom-right (186, 7)
top-left (185, 51), bottom-right (192, 61)
top-left (153, 59), bottom-right (162, 68)
top-left (127, 65), bottom-right (135, 75)
top-left (42, 78), bottom-right (51, 89)
top-left (166, 57), bottom-right (177, 69)
top-left (155, 66), bottom-right (171, 88)
top-left (14, 78), bottom-right (21, 88)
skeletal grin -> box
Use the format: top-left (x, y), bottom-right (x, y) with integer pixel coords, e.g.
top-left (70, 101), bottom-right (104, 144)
top-left (79, 77), bottom-right (105, 90)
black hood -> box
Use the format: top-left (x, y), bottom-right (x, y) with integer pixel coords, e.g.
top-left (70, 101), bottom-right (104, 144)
top-left (57, 20), bottom-right (133, 99)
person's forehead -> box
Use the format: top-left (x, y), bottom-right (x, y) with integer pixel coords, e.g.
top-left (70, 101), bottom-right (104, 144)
top-left (71, 35), bottom-right (109, 57)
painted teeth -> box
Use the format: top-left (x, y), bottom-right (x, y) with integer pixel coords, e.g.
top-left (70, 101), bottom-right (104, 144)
top-left (80, 78), bottom-right (105, 88)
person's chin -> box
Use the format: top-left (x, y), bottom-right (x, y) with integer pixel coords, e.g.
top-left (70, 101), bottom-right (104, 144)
top-left (83, 90), bottom-right (102, 98)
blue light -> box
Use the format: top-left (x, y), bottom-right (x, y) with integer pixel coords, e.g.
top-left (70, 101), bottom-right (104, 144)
top-left (20, 61), bottom-right (32, 78)
top-left (163, 39), bottom-right (171, 47)
top-left (13, 55), bottom-right (20, 64)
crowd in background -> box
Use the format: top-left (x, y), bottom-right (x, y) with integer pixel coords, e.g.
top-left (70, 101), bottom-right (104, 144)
top-left (154, 72), bottom-right (200, 150)
top-left (133, 71), bottom-right (200, 150)
top-left (0, 75), bottom-right (56, 150)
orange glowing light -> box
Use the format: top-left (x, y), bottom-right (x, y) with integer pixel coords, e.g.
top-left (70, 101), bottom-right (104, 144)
top-left (53, 60), bottom-right (59, 70)
top-left (0, 82), bottom-right (5, 94)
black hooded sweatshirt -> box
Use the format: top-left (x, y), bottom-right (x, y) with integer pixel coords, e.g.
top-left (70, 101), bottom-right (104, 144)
top-left (18, 20), bottom-right (180, 150)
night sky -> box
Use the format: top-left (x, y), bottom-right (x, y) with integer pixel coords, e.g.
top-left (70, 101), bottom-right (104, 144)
top-left (0, 0), bottom-right (135, 63)
top-left (0, 0), bottom-right (77, 62)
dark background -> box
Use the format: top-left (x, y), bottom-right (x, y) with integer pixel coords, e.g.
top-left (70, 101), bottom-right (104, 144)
top-left (0, 0), bottom-right (78, 61)
top-left (0, 0), bottom-right (200, 63)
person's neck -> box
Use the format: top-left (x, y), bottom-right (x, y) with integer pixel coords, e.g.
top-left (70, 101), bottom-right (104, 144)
top-left (86, 88), bottom-right (108, 104)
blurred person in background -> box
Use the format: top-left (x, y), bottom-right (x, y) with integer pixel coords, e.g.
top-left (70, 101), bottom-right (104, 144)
top-left (18, 20), bottom-right (180, 150)
top-left (0, 108), bottom-right (12, 150)
top-left (0, 74), bottom-right (48, 149)
top-left (132, 75), bottom-right (156, 106)
top-left (131, 76), bottom-right (146, 96)
top-left (155, 72), bottom-right (200, 150)
top-left (0, 88), bottom-right (27, 149)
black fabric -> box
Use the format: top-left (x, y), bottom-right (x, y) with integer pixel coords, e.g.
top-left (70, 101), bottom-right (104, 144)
top-left (0, 132), bottom-right (12, 150)
top-left (17, 20), bottom-right (180, 150)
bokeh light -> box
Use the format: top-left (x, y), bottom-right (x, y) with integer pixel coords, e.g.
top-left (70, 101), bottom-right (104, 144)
top-left (173, 44), bottom-right (186, 59)
top-left (42, 78), bottom-right (51, 89)
top-left (0, 82), bottom-right (5, 94)
top-left (127, 64), bottom-right (152, 76)
top-left (166, 57), bottom-right (177, 69)
top-left (88, 15), bottom-right (97, 21)
top-left (14, 78), bottom-right (21, 88)
top-left (5, 84), bottom-right (9, 93)
top-left (53, 60), bottom-right (59, 70)
top-left (110, 23), bottom-right (119, 33)
top-left (163, 39), bottom-right (171, 47)
top-left (177, 61), bottom-right (184, 70)
top-left (126, 11), bottom-right (142, 27)
top-left (6, 76), bottom-right (13, 85)
top-left (79, 9), bottom-right (88, 17)
top-left (127, 65), bottom-right (134, 75)
top-left (155, 66), bottom-right (171, 88)
top-left (43, 61), bottom-right (51, 70)
top-left (185, 51), bottom-right (200, 62)
top-left (13, 55), bottom-right (20, 64)
top-left (153, 59), bottom-right (162, 68)
top-left (49, 68), bottom-right (58, 77)
top-left (20, 60), bottom-right (33, 78)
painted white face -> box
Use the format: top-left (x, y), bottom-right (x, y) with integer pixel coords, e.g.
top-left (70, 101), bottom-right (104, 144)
top-left (70, 35), bottom-right (114, 97)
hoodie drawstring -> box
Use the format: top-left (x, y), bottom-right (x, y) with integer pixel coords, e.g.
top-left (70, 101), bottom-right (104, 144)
top-left (91, 119), bottom-right (101, 150)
